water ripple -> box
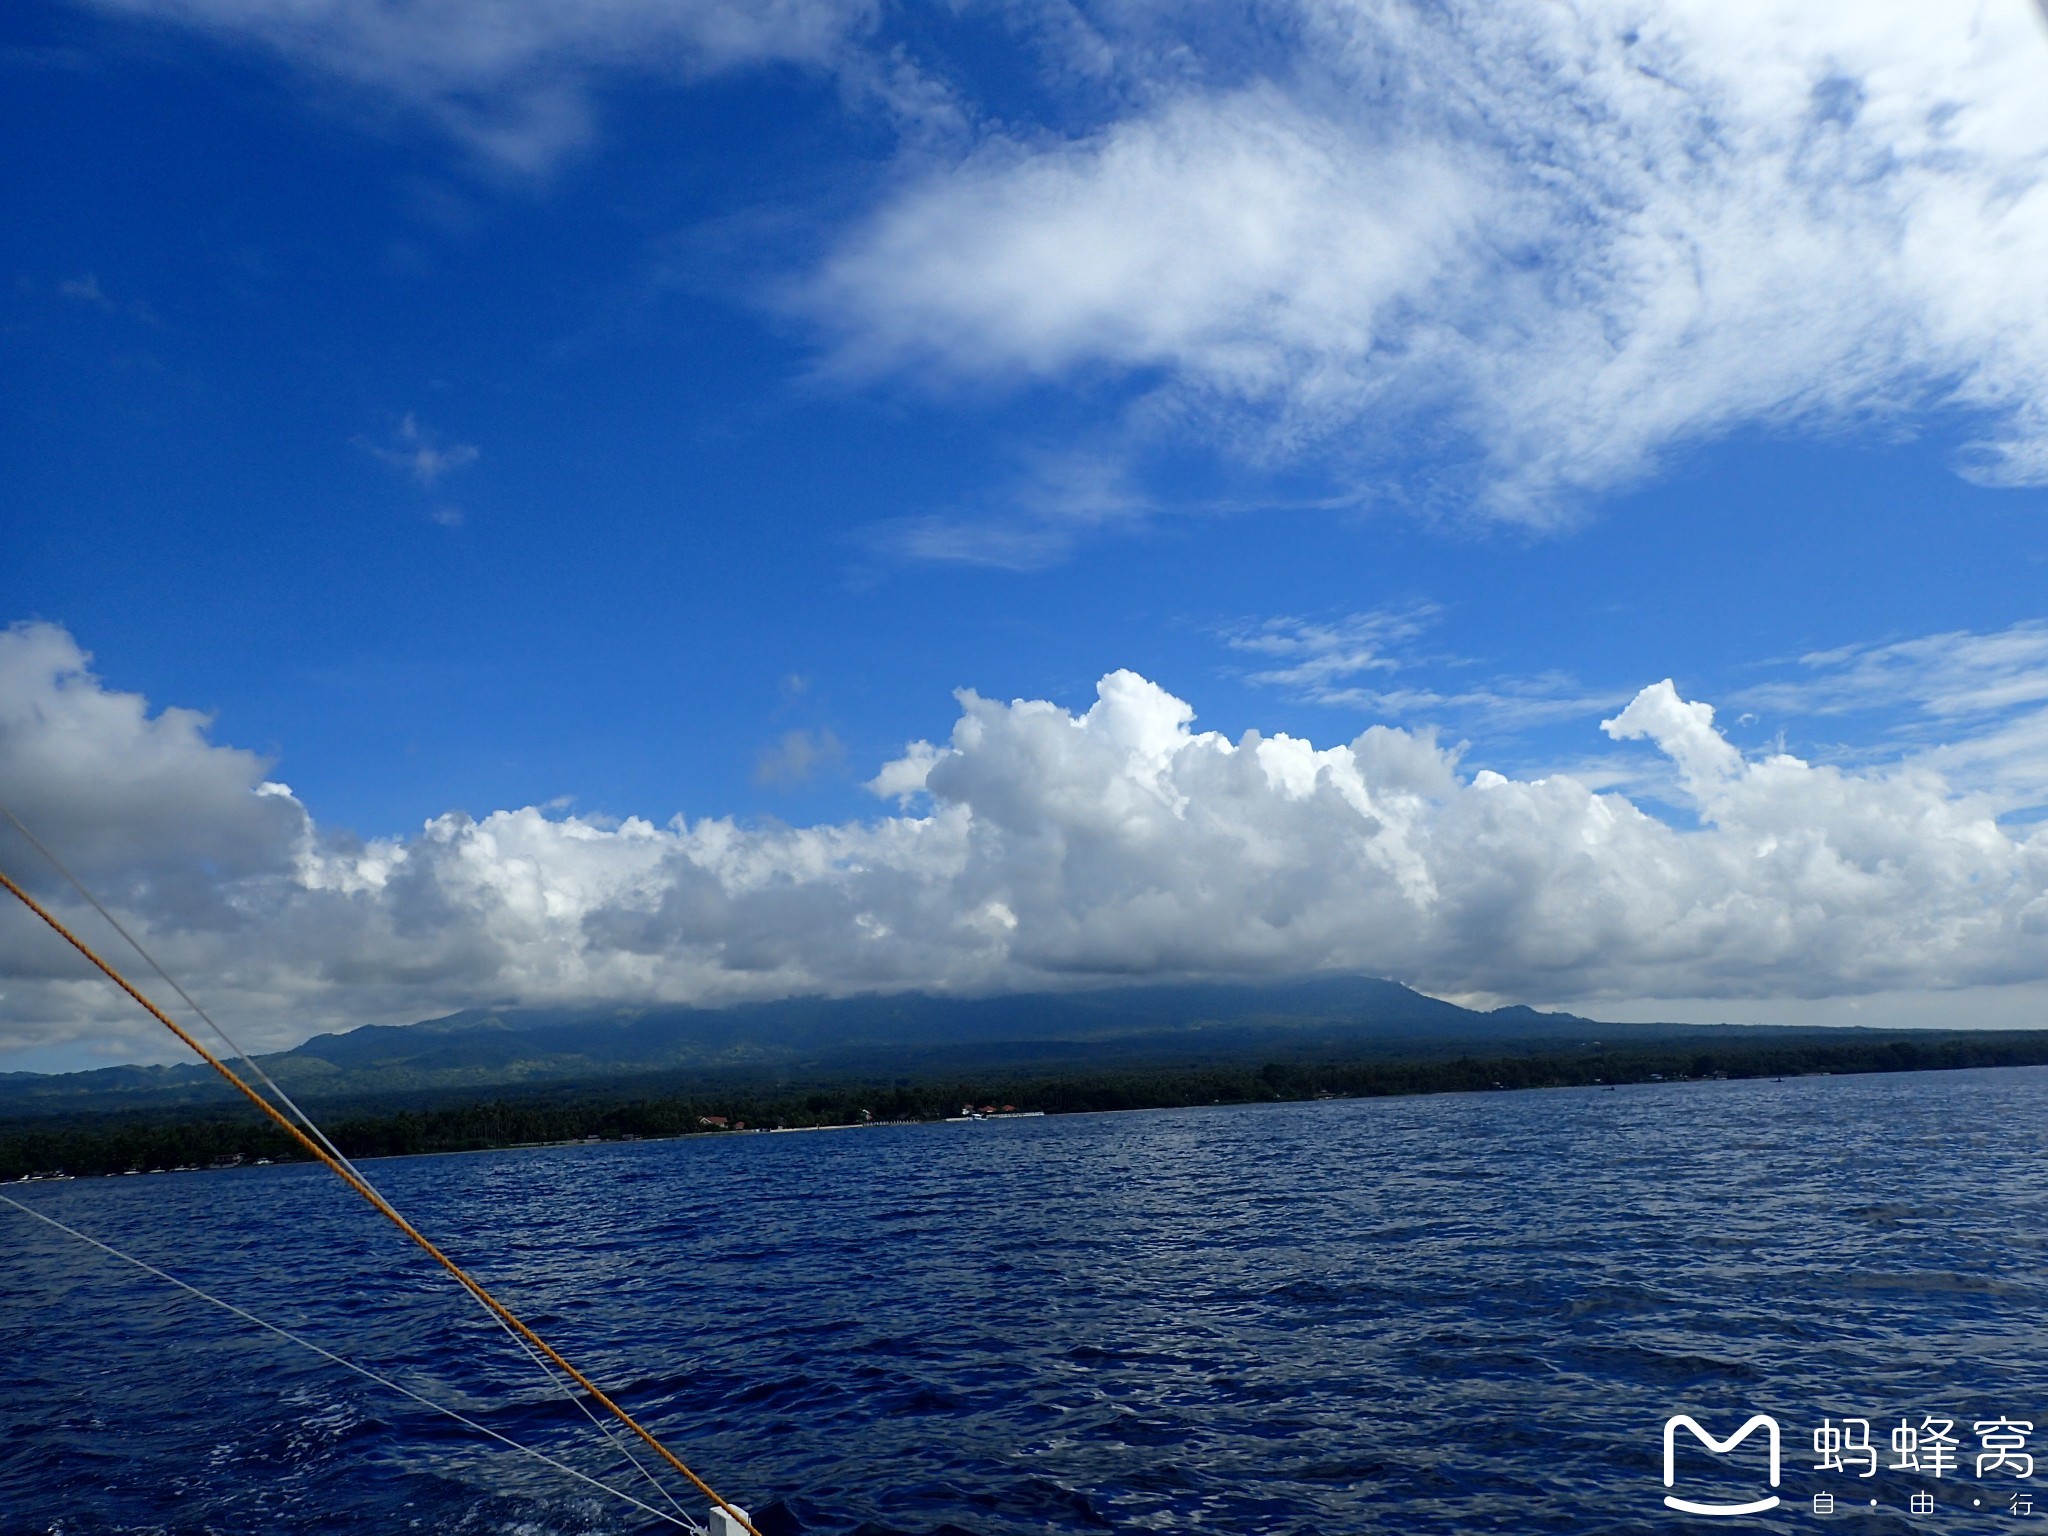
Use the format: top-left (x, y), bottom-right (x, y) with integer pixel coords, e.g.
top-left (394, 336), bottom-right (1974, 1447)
top-left (4, 1067), bottom-right (2047, 1532)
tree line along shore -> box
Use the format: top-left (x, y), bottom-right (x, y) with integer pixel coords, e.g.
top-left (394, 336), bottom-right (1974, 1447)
top-left (5, 1030), bottom-right (2048, 1181)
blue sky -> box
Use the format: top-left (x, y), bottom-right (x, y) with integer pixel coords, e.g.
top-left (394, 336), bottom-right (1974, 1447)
top-left (7, 0), bottom-right (2048, 1068)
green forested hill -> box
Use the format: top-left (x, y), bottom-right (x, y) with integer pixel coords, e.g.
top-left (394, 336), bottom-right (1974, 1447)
top-left (7, 1028), bottom-right (2048, 1182)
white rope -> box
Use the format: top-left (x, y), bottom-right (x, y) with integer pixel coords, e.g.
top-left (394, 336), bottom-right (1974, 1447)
top-left (0, 1189), bottom-right (705, 1533)
top-left (0, 804), bottom-right (696, 1522)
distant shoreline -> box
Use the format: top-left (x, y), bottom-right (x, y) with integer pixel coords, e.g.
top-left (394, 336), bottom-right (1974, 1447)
top-left (7, 1029), bottom-right (2048, 1182)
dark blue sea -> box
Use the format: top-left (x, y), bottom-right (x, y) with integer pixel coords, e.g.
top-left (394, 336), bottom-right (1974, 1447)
top-left (5, 1068), bottom-right (2048, 1534)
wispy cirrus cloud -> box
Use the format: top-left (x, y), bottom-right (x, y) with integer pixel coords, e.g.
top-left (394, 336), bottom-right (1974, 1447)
top-left (1226, 607), bottom-right (1438, 700)
top-left (806, 0), bottom-right (2048, 518)
top-left (57, 273), bottom-right (110, 308)
top-left (355, 413), bottom-right (478, 486)
top-left (1231, 612), bottom-right (2048, 818)
top-left (1739, 621), bottom-right (2048, 813)
top-left (752, 727), bottom-right (846, 788)
top-left (1746, 624), bottom-right (2048, 723)
top-left (70, 0), bottom-right (2048, 526)
top-left (1226, 607), bottom-right (1628, 733)
top-left (860, 450), bottom-right (1154, 572)
top-left (76, 0), bottom-right (877, 172)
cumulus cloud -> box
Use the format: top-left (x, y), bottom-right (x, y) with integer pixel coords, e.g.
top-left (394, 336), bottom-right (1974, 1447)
top-left (6, 621), bottom-right (2048, 1064)
top-left (808, 0), bottom-right (2048, 513)
top-left (0, 622), bottom-right (306, 888)
top-left (79, 0), bottom-right (875, 170)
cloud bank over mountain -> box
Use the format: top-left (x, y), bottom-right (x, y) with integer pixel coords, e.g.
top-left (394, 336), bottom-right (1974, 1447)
top-left (6, 621), bottom-right (2048, 1064)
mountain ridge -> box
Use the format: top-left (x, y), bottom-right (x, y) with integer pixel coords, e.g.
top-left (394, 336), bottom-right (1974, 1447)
top-left (0, 974), bottom-right (1808, 1118)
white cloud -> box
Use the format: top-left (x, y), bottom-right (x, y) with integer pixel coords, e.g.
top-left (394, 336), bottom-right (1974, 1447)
top-left (752, 727), bottom-right (846, 787)
top-left (1227, 608), bottom-right (1435, 697)
top-left (0, 622), bottom-right (307, 887)
top-left (1752, 623), bottom-right (2048, 724)
top-left (355, 413), bottom-right (479, 485)
top-left (1741, 621), bottom-right (2048, 812)
top-left (860, 451), bottom-right (1156, 572)
top-left (809, 0), bottom-right (2048, 514)
top-left (72, 0), bottom-right (2048, 515)
top-left (812, 86), bottom-right (1484, 392)
top-left (58, 274), bottom-right (110, 307)
top-left (8, 621), bottom-right (2048, 1065)
top-left (80, 0), bottom-right (875, 170)
top-left (1227, 607), bottom-right (1628, 731)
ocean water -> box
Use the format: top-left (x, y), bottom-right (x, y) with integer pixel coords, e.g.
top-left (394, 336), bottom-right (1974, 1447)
top-left (4, 1067), bottom-right (2047, 1534)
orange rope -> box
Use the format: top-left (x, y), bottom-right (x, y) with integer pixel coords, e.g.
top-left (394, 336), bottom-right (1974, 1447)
top-left (0, 866), bottom-right (762, 1536)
